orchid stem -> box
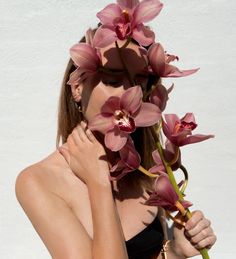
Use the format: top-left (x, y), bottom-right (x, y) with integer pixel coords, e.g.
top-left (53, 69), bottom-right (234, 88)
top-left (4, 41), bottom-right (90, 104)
top-left (152, 127), bottom-right (210, 259)
top-left (138, 165), bottom-right (157, 178)
top-left (174, 202), bottom-right (210, 259)
top-left (143, 84), bottom-right (156, 100)
top-left (120, 37), bottom-right (131, 49)
top-left (156, 140), bottom-right (184, 201)
top-left (179, 165), bottom-right (189, 194)
top-left (165, 211), bottom-right (185, 227)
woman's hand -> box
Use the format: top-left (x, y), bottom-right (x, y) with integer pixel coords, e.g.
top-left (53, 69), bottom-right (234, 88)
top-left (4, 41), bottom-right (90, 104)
top-left (172, 210), bottom-right (217, 258)
top-left (58, 121), bottom-right (111, 186)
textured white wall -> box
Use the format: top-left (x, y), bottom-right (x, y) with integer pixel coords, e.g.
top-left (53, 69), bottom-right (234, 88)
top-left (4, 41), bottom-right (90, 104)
top-left (0, 0), bottom-right (235, 258)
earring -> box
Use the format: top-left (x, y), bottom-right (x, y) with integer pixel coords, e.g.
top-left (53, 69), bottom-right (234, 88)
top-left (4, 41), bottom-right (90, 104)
top-left (75, 102), bottom-right (83, 113)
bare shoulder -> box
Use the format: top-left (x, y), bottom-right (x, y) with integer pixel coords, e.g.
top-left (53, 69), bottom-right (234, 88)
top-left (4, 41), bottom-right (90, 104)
top-left (15, 143), bottom-right (87, 207)
top-left (15, 145), bottom-right (92, 259)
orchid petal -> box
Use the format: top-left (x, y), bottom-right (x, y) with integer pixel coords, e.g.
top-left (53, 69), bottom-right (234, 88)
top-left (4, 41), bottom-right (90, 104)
top-left (85, 28), bottom-right (95, 47)
top-left (149, 165), bottom-right (165, 174)
top-left (163, 114), bottom-right (180, 133)
top-left (135, 103), bottom-right (161, 127)
top-left (148, 43), bottom-right (166, 75)
top-left (93, 25), bottom-right (118, 48)
top-left (105, 127), bottom-right (128, 151)
top-left (67, 67), bottom-right (85, 87)
top-left (133, 0), bottom-right (163, 24)
top-left (117, 0), bottom-right (139, 10)
top-left (70, 43), bottom-right (100, 71)
top-left (110, 166), bottom-right (131, 181)
top-left (109, 138), bottom-right (140, 181)
top-left (180, 134), bottom-right (214, 146)
top-left (97, 4), bottom-right (122, 25)
top-left (154, 175), bottom-right (179, 203)
top-left (110, 159), bottom-right (125, 173)
top-left (101, 96), bottom-right (120, 114)
top-left (88, 114), bottom-right (114, 133)
top-left (149, 84), bottom-right (168, 111)
top-left (120, 137), bottom-right (141, 169)
top-left (181, 200), bottom-right (193, 209)
top-left (145, 174), bottom-right (180, 210)
top-left (167, 83), bottom-right (174, 94)
top-left (164, 63), bottom-right (199, 78)
top-left (120, 86), bottom-right (142, 114)
top-left (132, 24), bottom-right (155, 46)
top-left (164, 141), bottom-right (181, 170)
top-left (152, 149), bottom-right (163, 165)
top-left (181, 113), bottom-right (196, 125)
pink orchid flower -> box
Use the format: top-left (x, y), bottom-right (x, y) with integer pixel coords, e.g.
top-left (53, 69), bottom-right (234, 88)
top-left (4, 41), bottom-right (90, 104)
top-left (145, 174), bottom-right (192, 212)
top-left (148, 43), bottom-right (199, 78)
top-left (149, 149), bottom-right (166, 175)
top-left (89, 85), bottom-right (161, 151)
top-left (149, 140), bottom-right (181, 174)
top-left (93, 0), bottom-right (163, 47)
top-left (67, 28), bottom-right (101, 94)
top-left (162, 113), bottom-right (214, 147)
top-left (110, 137), bottom-right (141, 180)
top-left (149, 83), bottom-right (174, 112)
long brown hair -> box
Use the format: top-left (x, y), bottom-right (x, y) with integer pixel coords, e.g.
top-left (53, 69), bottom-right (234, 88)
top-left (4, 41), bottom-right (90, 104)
top-left (56, 34), bottom-right (160, 192)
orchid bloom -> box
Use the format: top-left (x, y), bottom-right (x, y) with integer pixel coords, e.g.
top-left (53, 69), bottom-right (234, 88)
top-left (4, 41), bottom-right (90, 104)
top-left (149, 83), bottom-right (174, 112)
top-left (149, 149), bottom-right (166, 175)
top-left (110, 137), bottom-right (141, 180)
top-left (93, 0), bottom-right (163, 47)
top-left (89, 85), bottom-right (161, 151)
top-left (67, 29), bottom-right (101, 98)
top-left (148, 43), bottom-right (199, 78)
top-left (149, 140), bottom-right (181, 174)
top-left (145, 174), bottom-right (192, 212)
top-left (162, 113), bottom-right (214, 147)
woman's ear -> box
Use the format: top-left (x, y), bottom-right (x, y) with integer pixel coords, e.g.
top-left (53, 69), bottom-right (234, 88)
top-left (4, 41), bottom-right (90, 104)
top-left (71, 84), bottom-right (84, 102)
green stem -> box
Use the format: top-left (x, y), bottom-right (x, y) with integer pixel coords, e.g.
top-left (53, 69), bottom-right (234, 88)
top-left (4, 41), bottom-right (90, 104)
top-left (179, 165), bottom-right (189, 194)
top-left (153, 127), bottom-right (210, 259)
top-left (156, 140), bottom-right (184, 201)
top-left (120, 37), bottom-right (131, 49)
top-left (138, 165), bottom-right (158, 178)
top-left (176, 202), bottom-right (210, 259)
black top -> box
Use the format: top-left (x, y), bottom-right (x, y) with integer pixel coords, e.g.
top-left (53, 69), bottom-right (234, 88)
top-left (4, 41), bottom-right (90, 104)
top-left (125, 216), bottom-right (164, 259)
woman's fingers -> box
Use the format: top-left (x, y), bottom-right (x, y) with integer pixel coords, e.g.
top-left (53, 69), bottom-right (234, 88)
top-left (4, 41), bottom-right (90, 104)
top-left (71, 122), bottom-right (88, 144)
top-left (186, 224), bottom-right (213, 243)
top-left (86, 127), bottom-right (97, 143)
top-left (184, 210), bottom-right (216, 250)
top-left (81, 120), bottom-right (97, 143)
top-left (194, 234), bottom-right (217, 250)
top-left (185, 217), bottom-right (211, 237)
top-left (185, 210), bottom-right (204, 232)
top-left (58, 146), bottom-right (71, 165)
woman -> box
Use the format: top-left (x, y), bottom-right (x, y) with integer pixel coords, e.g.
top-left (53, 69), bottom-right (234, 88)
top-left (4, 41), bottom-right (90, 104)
top-left (15, 1), bottom-right (216, 258)
top-left (15, 38), bottom-right (216, 258)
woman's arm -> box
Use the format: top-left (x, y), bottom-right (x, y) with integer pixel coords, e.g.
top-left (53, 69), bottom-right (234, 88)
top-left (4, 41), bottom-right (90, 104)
top-left (59, 121), bottom-right (128, 259)
top-left (87, 181), bottom-right (128, 259)
top-left (15, 167), bottom-right (93, 259)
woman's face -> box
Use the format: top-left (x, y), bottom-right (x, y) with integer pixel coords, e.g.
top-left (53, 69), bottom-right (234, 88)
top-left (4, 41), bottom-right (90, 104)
top-left (80, 40), bottom-right (148, 122)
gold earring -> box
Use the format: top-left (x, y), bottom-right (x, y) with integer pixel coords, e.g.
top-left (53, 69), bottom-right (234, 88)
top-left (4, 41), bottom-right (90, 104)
top-left (75, 102), bottom-right (83, 113)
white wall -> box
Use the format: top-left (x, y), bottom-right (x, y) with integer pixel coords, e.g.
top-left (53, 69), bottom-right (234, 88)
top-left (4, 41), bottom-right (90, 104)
top-left (0, 0), bottom-right (235, 258)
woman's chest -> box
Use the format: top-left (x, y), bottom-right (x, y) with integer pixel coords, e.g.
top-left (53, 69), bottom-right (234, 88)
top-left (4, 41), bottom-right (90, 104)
top-left (63, 178), bottom-right (159, 241)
